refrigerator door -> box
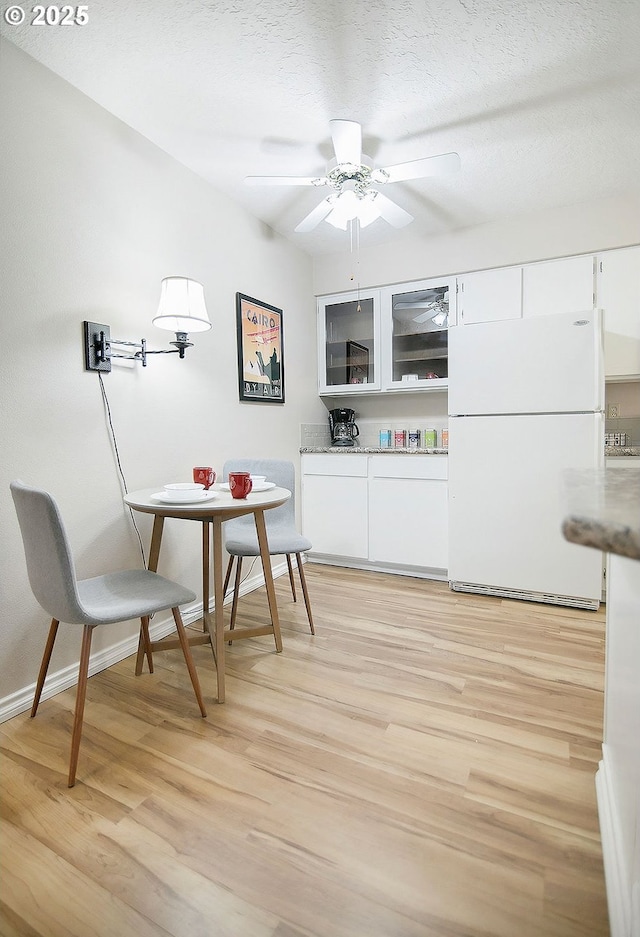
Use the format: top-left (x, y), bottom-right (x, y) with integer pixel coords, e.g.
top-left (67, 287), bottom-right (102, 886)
top-left (448, 412), bottom-right (604, 607)
top-left (448, 309), bottom-right (604, 416)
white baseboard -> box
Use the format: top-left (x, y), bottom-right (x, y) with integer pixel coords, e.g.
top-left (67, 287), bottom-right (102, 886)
top-left (596, 753), bottom-right (631, 937)
top-left (0, 558), bottom-right (289, 724)
top-left (307, 553), bottom-right (448, 582)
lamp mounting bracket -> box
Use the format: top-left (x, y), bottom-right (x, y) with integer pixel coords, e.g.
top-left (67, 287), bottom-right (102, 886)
top-left (83, 321), bottom-right (112, 372)
top-left (83, 320), bottom-right (194, 372)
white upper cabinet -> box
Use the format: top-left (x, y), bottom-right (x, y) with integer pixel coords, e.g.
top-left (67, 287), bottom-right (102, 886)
top-left (318, 278), bottom-right (454, 395)
top-left (380, 276), bottom-right (455, 392)
top-left (317, 289), bottom-right (381, 394)
top-left (316, 247), bottom-right (639, 395)
top-left (597, 246), bottom-right (640, 380)
top-left (522, 255), bottom-right (595, 318)
top-left (457, 267), bottom-right (522, 324)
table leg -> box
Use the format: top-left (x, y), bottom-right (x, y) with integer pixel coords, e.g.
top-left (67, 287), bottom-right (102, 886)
top-left (148, 515), bottom-right (165, 572)
top-left (211, 516), bottom-right (226, 702)
top-left (202, 521), bottom-right (210, 631)
top-left (254, 509), bottom-right (283, 653)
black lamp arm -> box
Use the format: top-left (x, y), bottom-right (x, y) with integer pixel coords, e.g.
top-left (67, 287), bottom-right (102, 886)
top-left (84, 322), bottom-right (195, 372)
top-left (113, 333), bottom-right (193, 364)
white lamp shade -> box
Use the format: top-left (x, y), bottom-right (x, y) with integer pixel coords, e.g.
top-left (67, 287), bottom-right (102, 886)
top-left (326, 190), bottom-right (379, 230)
top-left (152, 277), bottom-right (211, 333)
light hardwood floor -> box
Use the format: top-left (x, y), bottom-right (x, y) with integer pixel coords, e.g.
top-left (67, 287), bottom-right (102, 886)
top-left (0, 564), bottom-right (609, 937)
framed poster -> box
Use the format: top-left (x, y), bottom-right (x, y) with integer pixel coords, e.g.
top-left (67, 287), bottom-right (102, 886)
top-left (236, 293), bottom-right (285, 403)
top-left (346, 340), bottom-right (369, 384)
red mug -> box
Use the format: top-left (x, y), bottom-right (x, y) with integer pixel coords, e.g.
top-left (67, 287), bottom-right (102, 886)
top-left (229, 471), bottom-right (252, 499)
top-left (193, 466), bottom-right (216, 490)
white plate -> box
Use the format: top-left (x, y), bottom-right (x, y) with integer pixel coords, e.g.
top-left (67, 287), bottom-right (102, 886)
top-left (220, 481), bottom-right (276, 492)
top-left (151, 490), bottom-right (218, 504)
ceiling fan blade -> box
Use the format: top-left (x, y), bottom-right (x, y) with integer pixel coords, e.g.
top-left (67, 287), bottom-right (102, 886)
top-left (245, 175), bottom-right (327, 186)
top-left (330, 120), bottom-right (362, 165)
top-left (372, 192), bottom-right (413, 228)
top-left (413, 309), bottom-right (443, 324)
top-left (294, 198), bottom-right (335, 233)
top-left (377, 151), bottom-right (461, 184)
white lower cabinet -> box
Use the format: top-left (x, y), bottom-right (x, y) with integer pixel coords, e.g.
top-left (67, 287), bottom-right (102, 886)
top-left (597, 553), bottom-right (640, 937)
top-left (300, 455), bottom-right (368, 559)
top-left (301, 453), bottom-right (448, 576)
top-left (369, 456), bottom-right (448, 569)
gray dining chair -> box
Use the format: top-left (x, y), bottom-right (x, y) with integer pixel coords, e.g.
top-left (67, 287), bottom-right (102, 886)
top-left (222, 459), bottom-right (315, 636)
top-left (10, 480), bottom-right (207, 788)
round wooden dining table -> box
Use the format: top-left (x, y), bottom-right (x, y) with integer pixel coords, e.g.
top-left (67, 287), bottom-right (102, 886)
top-left (124, 484), bottom-right (291, 703)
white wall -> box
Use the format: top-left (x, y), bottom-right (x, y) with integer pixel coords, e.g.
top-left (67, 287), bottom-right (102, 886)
top-left (0, 40), bottom-right (325, 709)
top-left (313, 194), bottom-right (640, 296)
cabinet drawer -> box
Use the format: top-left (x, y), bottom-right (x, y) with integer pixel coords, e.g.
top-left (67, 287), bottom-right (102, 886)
top-left (369, 455), bottom-right (448, 480)
top-left (302, 454), bottom-right (368, 477)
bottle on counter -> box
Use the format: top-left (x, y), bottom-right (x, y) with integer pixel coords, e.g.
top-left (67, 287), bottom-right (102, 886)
top-left (394, 429), bottom-right (407, 448)
top-left (408, 429), bottom-right (421, 448)
top-left (423, 428), bottom-right (437, 448)
top-left (379, 429), bottom-right (392, 448)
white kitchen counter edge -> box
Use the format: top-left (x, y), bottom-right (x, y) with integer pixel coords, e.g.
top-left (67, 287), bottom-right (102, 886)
top-left (300, 447), bottom-right (448, 454)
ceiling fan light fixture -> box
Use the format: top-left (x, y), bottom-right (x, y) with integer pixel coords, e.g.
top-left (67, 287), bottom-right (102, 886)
top-left (325, 190), bottom-right (358, 229)
top-left (370, 168), bottom-right (389, 184)
top-left (354, 191), bottom-right (381, 228)
top-left (325, 189), bottom-right (380, 229)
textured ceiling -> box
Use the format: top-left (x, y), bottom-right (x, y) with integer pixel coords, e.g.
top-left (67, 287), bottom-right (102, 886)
top-left (3, 0), bottom-right (640, 255)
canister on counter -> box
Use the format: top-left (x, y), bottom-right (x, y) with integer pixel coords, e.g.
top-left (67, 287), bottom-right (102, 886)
top-left (379, 429), bottom-right (392, 448)
top-left (441, 429), bottom-right (449, 448)
top-left (394, 429), bottom-right (407, 448)
top-left (423, 428), bottom-right (437, 447)
top-left (408, 429), bottom-right (421, 448)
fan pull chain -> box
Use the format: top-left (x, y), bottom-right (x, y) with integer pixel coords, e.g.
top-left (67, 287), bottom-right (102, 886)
top-left (349, 219), bottom-right (362, 312)
top-left (356, 220), bottom-right (361, 312)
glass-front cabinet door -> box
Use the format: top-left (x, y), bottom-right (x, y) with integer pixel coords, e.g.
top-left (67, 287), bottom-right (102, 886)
top-left (380, 277), bottom-right (455, 391)
top-left (317, 290), bottom-right (381, 394)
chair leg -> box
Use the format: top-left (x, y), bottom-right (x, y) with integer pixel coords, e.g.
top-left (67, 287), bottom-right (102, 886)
top-left (31, 619), bottom-right (60, 717)
top-left (229, 556), bottom-right (243, 642)
top-left (296, 553), bottom-right (315, 635)
top-left (172, 608), bottom-right (207, 718)
top-left (286, 554), bottom-right (297, 602)
top-left (224, 555), bottom-right (237, 645)
top-left (68, 624), bottom-right (94, 787)
top-left (135, 616), bottom-right (154, 676)
top-left (223, 555), bottom-right (234, 598)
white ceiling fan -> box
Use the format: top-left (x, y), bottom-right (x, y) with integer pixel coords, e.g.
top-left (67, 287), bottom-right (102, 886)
top-left (245, 119), bottom-right (460, 234)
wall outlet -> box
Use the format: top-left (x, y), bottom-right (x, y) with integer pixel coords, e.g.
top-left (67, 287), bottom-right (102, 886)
top-left (607, 404), bottom-right (620, 419)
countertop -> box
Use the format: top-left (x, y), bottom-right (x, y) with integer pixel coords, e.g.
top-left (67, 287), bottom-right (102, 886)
top-left (300, 447), bottom-right (448, 455)
top-left (561, 465), bottom-right (640, 560)
top-left (605, 446), bottom-right (640, 458)
top-left (301, 447), bottom-right (637, 457)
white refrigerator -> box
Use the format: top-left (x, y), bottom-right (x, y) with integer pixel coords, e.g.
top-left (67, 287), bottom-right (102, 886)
top-left (447, 309), bottom-right (604, 609)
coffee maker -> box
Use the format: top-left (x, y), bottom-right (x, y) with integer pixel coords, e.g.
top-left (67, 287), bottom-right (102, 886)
top-left (328, 408), bottom-right (360, 447)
